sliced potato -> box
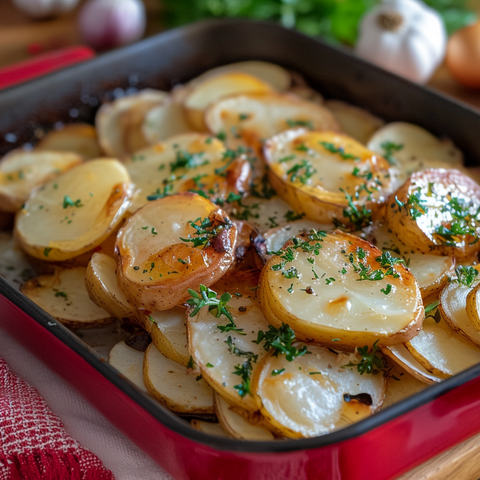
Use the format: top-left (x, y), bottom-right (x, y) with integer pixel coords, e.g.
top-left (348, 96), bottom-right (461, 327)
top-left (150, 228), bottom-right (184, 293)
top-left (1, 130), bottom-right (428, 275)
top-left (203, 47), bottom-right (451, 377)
top-left (325, 100), bottom-right (384, 144)
top-left (190, 419), bottom-right (232, 437)
top-left (214, 392), bottom-right (275, 440)
top-left (96, 89), bottom-right (168, 158)
top-left (190, 61), bottom-right (291, 91)
top-left (257, 218), bottom-right (333, 262)
top-left (85, 252), bottom-right (134, 319)
top-left (385, 169), bottom-right (480, 260)
top-left (440, 279), bottom-right (480, 348)
top-left (0, 231), bottom-right (35, 287)
top-left (108, 341), bottom-right (148, 392)
top-left (366, 221), bottom-right (455, 298)
top-left (36, 124), bottom-right (102, 159)
top-left (205, 92), bottom-right (339, 155)
top-left (116, 193), bottom-right (237, 311)
top-left (21, 267), bottom-right (112, 328)
top-left (252, 344), bottom-right (386, 438)
top-left (382, 344), bottom-right (441, 385)
top-left (466, 282), bottom-right (480, 334)
top-left (184, 72), bottom-right (274, 131)
top-left (367, 122), bottom-right (463, 168)
top-left (406, 302), bottom-right (480, 378)
top-left (187, 295), bottom-right (271, 413)
top-left (15, 159), bottom-right (132, 262)
top-left (0, 150), bottom-right (82, 213)
top-left (260, 230), bottom-right (423, 349)
top-left (381, 362), bottom-right (427, 409)
top-left (230, 194), bottom-right (300, 235)
top-left (141, 100), bottom-right (192, 144)
top-left (123, 133), bottom-right (250, 213)
top-left (149, 307), bottom-right (190, 367)
top-left (263, 129), bottom-right (391, 224)
top-left (143, 342), bottom-right (214, 414)
top-left (287, 86), bottom-right (324, 105)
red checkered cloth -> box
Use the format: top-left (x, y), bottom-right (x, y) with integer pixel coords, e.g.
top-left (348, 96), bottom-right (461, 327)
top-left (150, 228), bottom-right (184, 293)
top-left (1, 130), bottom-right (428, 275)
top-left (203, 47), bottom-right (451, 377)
top-left (0, 358), bottom-right (114, 480)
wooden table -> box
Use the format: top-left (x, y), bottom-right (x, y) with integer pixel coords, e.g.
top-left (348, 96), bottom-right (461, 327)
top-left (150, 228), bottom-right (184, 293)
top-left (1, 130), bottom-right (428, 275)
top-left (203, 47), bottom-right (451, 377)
top-left (2, 2), bottom-right (480, 479)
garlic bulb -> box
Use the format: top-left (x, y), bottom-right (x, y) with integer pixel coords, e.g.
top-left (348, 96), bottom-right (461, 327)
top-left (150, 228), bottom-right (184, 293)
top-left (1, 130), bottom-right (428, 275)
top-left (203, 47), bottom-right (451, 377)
top-left (355, 0), bottom-right (446, 84)
top-left (78, 0), bottom-right (146, 51)
top-left (13, 0), bottom-right (79, 18)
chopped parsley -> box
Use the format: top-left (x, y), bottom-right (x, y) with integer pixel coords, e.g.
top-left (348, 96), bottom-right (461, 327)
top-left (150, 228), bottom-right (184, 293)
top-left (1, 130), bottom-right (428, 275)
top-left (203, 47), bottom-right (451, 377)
top-left (43, 247), bottom-right (52, 257)
top-left (271, 368), bottom-right (285, 376)
top-left (180, 215), bottom-right (232, 249)
top-left (287, 159), bottom-right (316, 184)
top-left (319, 141), bottom-right (359, 161)
top-left (63, 195), bottom-right (83, 209)
top-left (170, 150), bottom-right (208, 172)
top-left (286, 119), bottom-right (314, 129)
top-left (380, 141), bottom-right (403, 166)
top-left (343, 340), bottom-right (387, 375)
top-left (455, 265), bottom-right (479, 288)
top-left (255, 323), bottom-right (308, 362)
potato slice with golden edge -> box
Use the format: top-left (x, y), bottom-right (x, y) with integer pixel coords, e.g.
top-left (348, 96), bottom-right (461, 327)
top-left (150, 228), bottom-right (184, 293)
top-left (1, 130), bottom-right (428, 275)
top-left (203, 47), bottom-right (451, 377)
top-left (143, 342), bottom-right (214, 414)
top-left (190, 420), bottom-right (232, 437)
top-left (406, 301), bottom-right (480, 378)
top-left (123, 133), bottom-right (250, 213)
top-left (141, 100), bottom-right (192, 144)
top-left (252, 344), bottom-right (385, 438)
top-left (108, 341), bottom-right (148, 393)
top-left (264, 129), bottom-right (391, 225)
top-left (190, 61), bottom-right (291, 91)
top-left (366, 221), bottom-right (455, 298)
top-left (85, 252), bottom-right (134, 319)
top-left (381, 363), bottom-right (427, 409)
top-left (367, 122), bottom-right (463, 168)
top-left (184, 72), bottom-right (274, 131)
top-left (287, 86), bottom-right (324, 105)
top-left (0, 231), bottom-right (35, 288)
top-left (258, 219), bottom-right (333, 263)
top-left (260, 231), bottom-right (423, 350)
top-left (116, 193), bottom-right (237, 311)
top-left (382, 344), bottom-right (441, 385)
top-left (214, 393), bottom-right (275, 441)
top-left (385, 169), bottom-right (480, 260)
top-left (15, 159), bottom-right (132, 262)
top-left (467, 282), bottom-right (480, 334)
top-left (205, 92), bottom-right (339, 156)
top-left (440, 275), bottom-right (480, 348)
top-left (96, 89), bottom-right (168, 158)
top-left (36, 124), bottom-right (101, 159)
top-left (187, 294), bottom-right (271, 413)
top-left (149, 308), bottom-right (189, 367)
top-left (0, 150), bottom-right (82, 213)
top-left (230, 194), bottom-right (300, 235)
top-left (21, 267), bottom-right (112, 328)
top-left (325, 100), bottom-right (384, 145)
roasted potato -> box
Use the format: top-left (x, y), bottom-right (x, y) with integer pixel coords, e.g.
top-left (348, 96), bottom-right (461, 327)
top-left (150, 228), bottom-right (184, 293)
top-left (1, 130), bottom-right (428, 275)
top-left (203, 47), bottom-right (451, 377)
top-left (115, 193), bottom-right (237, 311)
top-left (260, 230), bottom-right (423, 349)
top-left (263, 129), bottom-right (392, 225)
top-left (15, 159), bottom-right (132, 262)
top-left (109, 341), bottom-right (148, 393)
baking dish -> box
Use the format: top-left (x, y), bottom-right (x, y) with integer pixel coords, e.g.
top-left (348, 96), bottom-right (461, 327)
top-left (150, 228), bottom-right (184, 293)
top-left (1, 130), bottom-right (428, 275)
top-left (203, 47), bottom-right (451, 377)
top-left (2, 19), bottom-right (480, 480)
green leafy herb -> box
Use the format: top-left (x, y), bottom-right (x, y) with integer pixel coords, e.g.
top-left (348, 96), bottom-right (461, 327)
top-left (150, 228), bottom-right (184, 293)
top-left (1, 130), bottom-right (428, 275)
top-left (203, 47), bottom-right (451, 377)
top-left (63, 195), bottom-right (83, 209)
top-left (206, 363), bottom-right (214, 368)
top-left (180, 215), bottom-right (232, 248)
top-left (170, 149), bottom-right (208, 172)
top-left (381, 284), bottom-right (392, 295)
top-left (287, 159), bottom-right (316, 184)
top-left (233, 361), bottom-right (253, 397)
top-left (255, 323), bottom-right (308, 362)
top-left (271, 368), bottom-right (285, 376)
top-left (455, 265), bottom-right (479, 288)
top-left (286, 119), bottom-right (314, 129)
top-left (319, 141), bottom-right (359, 160)
top-left (287, 283), bottom-right (294, 293)
top-left (343, 340), bottom-right (387, 375)
top-left (225, 336), bottom-right (258, 363)
top-left (187, 356), bottom-right (195, 369)
top-left (284, 210), bottom-right (304, 222)
top-left (380, 141), bottom-right (403, 166)
top-left (43, 247), bottom-right (52, 257)
top-left (54, 291), bottom-right (68, 300)
top-left (424, 300), bottom-right (442, 323)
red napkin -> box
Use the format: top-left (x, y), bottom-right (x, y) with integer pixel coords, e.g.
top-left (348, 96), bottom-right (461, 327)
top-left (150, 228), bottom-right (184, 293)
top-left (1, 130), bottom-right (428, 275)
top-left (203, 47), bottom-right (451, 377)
top-left (0, 358), bottom-right (114, 480)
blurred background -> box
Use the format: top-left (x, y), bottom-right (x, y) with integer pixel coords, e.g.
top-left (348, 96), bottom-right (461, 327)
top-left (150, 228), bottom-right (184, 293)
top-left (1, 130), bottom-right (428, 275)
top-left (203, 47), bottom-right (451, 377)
top-left (2, 0), bottom-right (480, 106)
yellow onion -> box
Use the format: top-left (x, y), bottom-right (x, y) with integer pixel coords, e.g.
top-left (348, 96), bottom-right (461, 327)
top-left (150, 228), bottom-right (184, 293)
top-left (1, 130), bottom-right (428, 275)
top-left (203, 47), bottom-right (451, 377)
top-left (446, 20), bottom-right (480, 88)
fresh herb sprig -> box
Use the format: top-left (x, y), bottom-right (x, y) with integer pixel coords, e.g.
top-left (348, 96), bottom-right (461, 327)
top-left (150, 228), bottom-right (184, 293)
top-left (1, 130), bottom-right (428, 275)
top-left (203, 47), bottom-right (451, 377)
top-left (455, 265), bottom-right (479, 288)
top-left (180, 215), bottom-right (232, 249)
top-left (343, 340), bottom-right (388, 375)
top-left (255, 323), bottom-right (308, 362)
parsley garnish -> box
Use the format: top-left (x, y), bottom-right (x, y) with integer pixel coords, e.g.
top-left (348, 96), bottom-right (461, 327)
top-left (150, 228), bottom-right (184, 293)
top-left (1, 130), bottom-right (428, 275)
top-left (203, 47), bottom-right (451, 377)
top-left (334, 190), bottom-right (372, 230)
top-left (43, 247), bottom-right (52, 257)
top-left (54, 291), bottom-right (68, 300)
top-left (424, 300), bottom-right (442, 323)
top-left (455, 265), bottom-right (479, 288)
top-left (170, 150), bottom-right (208, 172)
top-left (284, 210), bottom-right (304, 222)
top-left (286, 119), bottom-right (314, 129)
top-left (319, 141), bottom-right (359, 161)
top-left (63, 195), bottom-right (83, 209)
top-left (381, 284), bottom-right (392, 295)
top-left (287, 159), bottom-right (316, 184)
top-left (180, 215), bottom-right (232, 249)
top-left (250, 174), bottom-right (277, 200)
top-left (271, 369), bottom-right (285, 376)
top-left (381, 141), bottom-right (403, 166)
top-left (233, 361), bottom-right (253, 397)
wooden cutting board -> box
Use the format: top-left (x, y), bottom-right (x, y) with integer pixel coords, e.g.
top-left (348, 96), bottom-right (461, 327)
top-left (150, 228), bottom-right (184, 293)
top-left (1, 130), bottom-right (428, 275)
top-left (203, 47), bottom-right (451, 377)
top-left (1, 2), bottom-right (480, 479)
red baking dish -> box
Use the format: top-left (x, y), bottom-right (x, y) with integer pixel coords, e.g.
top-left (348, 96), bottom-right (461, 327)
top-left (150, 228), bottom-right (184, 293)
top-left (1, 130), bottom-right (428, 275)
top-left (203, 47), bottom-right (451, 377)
top-left (2, 19), bottom-right (480, 480)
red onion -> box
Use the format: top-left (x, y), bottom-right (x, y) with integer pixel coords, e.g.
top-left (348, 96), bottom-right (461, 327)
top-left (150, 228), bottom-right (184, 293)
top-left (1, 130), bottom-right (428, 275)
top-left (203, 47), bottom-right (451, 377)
top-left (78, 0), bottom-right (146, 51)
